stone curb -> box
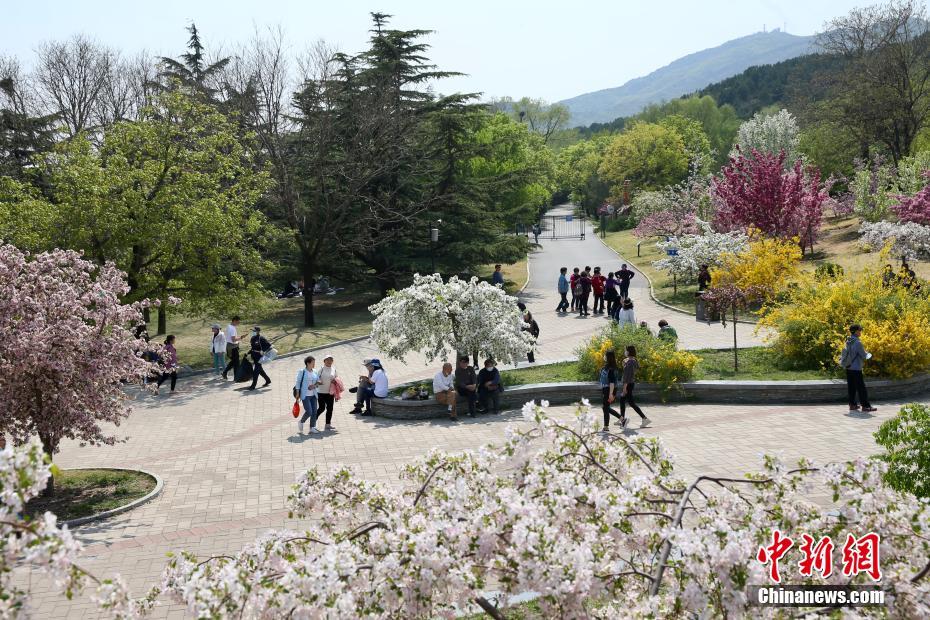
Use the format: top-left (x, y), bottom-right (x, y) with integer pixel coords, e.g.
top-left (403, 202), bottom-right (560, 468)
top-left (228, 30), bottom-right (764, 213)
top-left (373, 373), bottom-right (930, 419)
top-left (62, 468), bottom-right (164, 529)
top-left (592, 230), bottom-right (757, 326)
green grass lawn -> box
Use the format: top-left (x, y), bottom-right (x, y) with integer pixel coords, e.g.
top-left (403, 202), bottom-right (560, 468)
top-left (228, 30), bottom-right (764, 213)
top-left (26, 469), bottom-right (156, 521)
top-left (165, 294), bottom-right (378, 370)
top-left (601, 229), bottom-right (699, 312)
top-left (476, 257), bottom-right (529, 294)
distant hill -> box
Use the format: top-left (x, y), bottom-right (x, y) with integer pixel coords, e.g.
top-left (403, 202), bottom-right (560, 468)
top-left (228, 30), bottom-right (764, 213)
top-left (559, 30), bottom-right (817, 127)
top-left (696, 52), bottom-right (847, 118)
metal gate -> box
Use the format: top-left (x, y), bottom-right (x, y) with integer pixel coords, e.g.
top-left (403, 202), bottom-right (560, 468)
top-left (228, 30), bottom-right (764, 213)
top-left (540, 214), bottom-right (585, 240)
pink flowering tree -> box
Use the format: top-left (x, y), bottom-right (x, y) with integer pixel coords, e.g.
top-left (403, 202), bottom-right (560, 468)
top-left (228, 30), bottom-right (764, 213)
top-left (0, 245), bottom-right (160, 494)
top-left (713, 149), bottom-right (828, 253)
top-left (633, 210), bottom-right (698, 238)
top-left (891, 171), bottom-right (930, 225)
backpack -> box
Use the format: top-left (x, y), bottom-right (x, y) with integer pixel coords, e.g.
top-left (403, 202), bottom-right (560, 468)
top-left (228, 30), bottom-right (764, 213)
top-left (573, 280), bottom-right (583, 296)
top-left (599, 367), bottom-right (615, 388)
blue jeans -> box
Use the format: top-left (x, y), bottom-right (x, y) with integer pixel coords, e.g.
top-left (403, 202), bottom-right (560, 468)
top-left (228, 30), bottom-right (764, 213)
top-left (299, 394), bottom-right (319, 427)
top-left (213, 352), bottom-right (225, 373)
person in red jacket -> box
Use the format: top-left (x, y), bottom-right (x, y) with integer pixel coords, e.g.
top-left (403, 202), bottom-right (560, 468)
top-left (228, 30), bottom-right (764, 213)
top-left (591, 267), bottom-right (606, 315)
top-left (569, 267), bottom-right (581, 312)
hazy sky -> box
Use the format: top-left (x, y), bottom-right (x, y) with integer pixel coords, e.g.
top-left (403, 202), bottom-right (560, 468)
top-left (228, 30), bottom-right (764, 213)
top-left (3, 0), bottom-right (864, 102)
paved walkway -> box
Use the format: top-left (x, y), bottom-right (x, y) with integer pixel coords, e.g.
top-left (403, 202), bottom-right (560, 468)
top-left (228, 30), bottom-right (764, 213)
top-left (23, 206), bottom-right (785, 617)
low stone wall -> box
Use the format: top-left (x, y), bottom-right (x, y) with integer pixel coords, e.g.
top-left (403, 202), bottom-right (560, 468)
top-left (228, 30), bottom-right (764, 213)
top-left (371, 374), bottom-right (930, 420)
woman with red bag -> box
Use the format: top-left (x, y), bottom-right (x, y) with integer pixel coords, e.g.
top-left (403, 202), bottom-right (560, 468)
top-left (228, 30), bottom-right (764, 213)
top-left (294, 356), bottom-right (321, 435)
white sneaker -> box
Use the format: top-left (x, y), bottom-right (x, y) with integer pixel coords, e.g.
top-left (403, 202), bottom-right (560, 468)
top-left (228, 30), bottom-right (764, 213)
top-left (310, 427), bottom-right (321, 434)
top-left (297, 422), bottom-right (304, 435)
top-left (447, 405), bottom-right (453, 412)
top-left (325, 424), bottom-right (335, 431)
top-left (640, 417), bottom-right (652, 428)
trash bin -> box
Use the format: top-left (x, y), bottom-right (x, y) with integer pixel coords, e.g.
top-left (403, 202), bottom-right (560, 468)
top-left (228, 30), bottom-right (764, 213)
top-left (695, 292), bottom-right (719, 322)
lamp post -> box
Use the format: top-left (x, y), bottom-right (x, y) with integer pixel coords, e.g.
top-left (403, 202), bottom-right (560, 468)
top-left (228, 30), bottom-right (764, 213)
top-left (430, 219), bottom-right (441, 274)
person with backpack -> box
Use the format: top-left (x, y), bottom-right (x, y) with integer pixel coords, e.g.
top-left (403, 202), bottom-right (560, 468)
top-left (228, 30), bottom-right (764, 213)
top-left (841, 324), bottom-right (877, 413)
top-left (248, 326), bottom-right (273, 390)
top-left (599, 350), bottom-right (625, 432)
top-left (570, 267), bottom-right (581, 312)
top-left (591, 267), bottom-right (606, 315)
top-left (618, 346), bottom-right (650, 427)
top-left (556, 267), bottom-right (570, 313)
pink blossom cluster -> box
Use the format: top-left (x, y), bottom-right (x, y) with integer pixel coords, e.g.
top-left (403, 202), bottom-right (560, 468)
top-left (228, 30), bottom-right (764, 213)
top-left (891, 173), bottom-right (930, 225)
top-left (0, 244), bottom-right (162, 459)
top-left (633, 210), bottom-right (698, 238)
top-left (713, 149), bottom-right (828, 248)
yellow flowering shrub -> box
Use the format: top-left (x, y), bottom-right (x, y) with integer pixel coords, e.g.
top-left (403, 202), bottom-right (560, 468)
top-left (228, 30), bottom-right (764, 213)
top-left (711, 236), bottom-right (802, 295)
top-left (759, 268), bottom-right (930, 378)
top-left (577, 324), bottom-right (699, 392)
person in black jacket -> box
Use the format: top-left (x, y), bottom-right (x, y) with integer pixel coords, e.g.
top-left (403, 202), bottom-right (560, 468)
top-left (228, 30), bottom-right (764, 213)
top-left (477, 358), bottom-right (503, 414)
top-left (455, 356), bottom-right (478, 417)
top-left (248, 326), bottom-right (272, 390)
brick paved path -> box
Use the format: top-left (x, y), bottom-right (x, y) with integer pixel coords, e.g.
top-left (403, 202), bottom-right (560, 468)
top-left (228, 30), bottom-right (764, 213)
top-left (19, 207), bottom-right (823, 617)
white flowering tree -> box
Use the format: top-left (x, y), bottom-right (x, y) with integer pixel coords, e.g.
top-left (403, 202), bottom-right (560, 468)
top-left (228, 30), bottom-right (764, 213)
top-left (7, 403), bottom-right (930, 617)
top-left (860, 221), bottom-right (930, 260)
top-left (369, 274), bottom-right (535, 364)
top-left (653, 220), bottom-right (749, 282)
top-left (730, 109), bottom-right (801, 165)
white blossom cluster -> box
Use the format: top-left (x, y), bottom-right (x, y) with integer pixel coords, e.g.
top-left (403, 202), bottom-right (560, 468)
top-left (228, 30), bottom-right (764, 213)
top-left (859, 220), bottom-right (930, 260)
top-left (368, 273), bottom-right (535, 365)
top-left (153, 402), bottom-right (930, 618)
top-left (653, 220), bottom-right (749, 281)
top-left (730, 109), bottom-right (801, 165)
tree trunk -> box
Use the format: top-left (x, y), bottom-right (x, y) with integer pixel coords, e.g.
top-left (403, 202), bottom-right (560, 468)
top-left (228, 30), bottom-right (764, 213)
top-left (376, 272), bottom-right (398, 298)
top-left (732, 307), bottom-right (738, 373)
top-left (304, 279), bottom-right (316, 328)
top-left (142, 307), bottom-right (150, 324)
top-left (39, 434), bottom-right (55, 497)
top-left (157, 305), bottom-right (167, 336)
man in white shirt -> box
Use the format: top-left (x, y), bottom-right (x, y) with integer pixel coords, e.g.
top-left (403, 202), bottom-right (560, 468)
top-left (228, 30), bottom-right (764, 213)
top-left (433, 362), bottom-right (457, 420)
top-left (222, 316), bottom-right (243, 380)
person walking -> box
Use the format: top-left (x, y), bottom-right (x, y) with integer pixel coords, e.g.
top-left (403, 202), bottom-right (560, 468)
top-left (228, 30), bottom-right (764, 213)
top-left (210, 324), bottom-right (226, 375)
top-left (599, 350), bottom-right (625, 432)
top-left (295, 356), bottom-right (321, 435)
top-left (532, 222), bottom-right (541, 244)
top-left (248, 326), bottom-right (272, 390)
top-left (455, 356), bottom-right (478, 417)
top-left (556, 267), bottom-right (570, 313)
top-left (492, 264), bottom-right (505, 287)
top-left (841, 324), bottom-right (877, 413)
top-left (591, 267), bottom-right (606, 314)
top-left (222, 316), bottom-right (243, 380)
top-left (617, 264), bottom-right (635, 301)
top-left (317, 354), bottom-right (338, 430)
top-left (616, 298), bottom-right (635, 327)
top-left (570, 267), bottom-right (581, 312)
top-left (156, 335), bottom-right (179, 394)
top-left (619, 345), bottom-right (650, 427)
top-left (604, 271), bottom-right (619, 317)
top-left (697, 265), bottom-right (712, 291)
top-left (433, 362), bottom-right (457, 420)
top-left (579, 269), bottom-right (592, 316)
top-left (477, 358), bottom-right (503, 414)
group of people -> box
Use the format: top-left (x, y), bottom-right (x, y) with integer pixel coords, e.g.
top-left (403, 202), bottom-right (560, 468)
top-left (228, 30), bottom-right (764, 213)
top-left (213, 317), bottom-right (274, 390)
top-left (433, 357), bottom-right (503, 420)
top-left (557, 264), bottom-right (636, 319)
top-left (882, 261), bottom-right (921, 292)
